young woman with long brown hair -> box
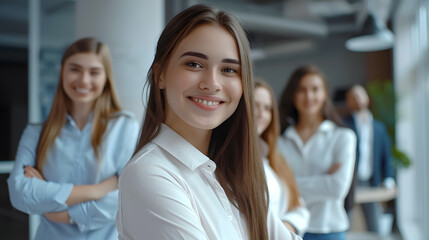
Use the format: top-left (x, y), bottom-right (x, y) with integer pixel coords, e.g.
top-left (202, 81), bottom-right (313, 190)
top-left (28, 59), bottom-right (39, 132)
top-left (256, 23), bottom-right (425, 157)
top-left (117, 5), bottom-right (300, 240)
top-left (254, 80), bottom-right (310, 236)
top-left (7, 37), bottom-right (139, 240)
top-left (277, 65), bottom-right (356, 240)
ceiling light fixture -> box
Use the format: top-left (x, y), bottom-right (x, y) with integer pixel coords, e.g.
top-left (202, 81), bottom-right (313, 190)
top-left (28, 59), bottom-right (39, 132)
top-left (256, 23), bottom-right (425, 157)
top-left (345, 12), bottom-right (395, 52)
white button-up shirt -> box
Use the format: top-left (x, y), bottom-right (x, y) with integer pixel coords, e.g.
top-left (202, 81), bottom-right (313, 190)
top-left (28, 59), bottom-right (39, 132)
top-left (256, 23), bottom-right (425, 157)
top-left (117, 124), bottom-right (301, 240)
top-left (277, 120), bottom-right (356, 234)
top-left (260, 139), bottom-right (310, 236)
top-left (353, 110), bottom-right (374, 181)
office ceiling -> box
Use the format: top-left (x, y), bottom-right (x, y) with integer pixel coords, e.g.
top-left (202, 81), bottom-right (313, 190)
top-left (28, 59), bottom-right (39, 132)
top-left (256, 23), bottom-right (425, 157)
top-left (180, 0), bottom-right (398, 59)
top-left (0, 0), bottom-right (398, 57)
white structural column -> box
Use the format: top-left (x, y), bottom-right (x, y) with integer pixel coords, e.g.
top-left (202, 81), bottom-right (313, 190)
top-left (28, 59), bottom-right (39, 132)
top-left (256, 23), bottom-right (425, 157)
top-left (28, 1), bottom-right (42, 240)
top-left (28, 0), bottom-right (42, 124)
top-left (75, 0), bottom-right (164, 122)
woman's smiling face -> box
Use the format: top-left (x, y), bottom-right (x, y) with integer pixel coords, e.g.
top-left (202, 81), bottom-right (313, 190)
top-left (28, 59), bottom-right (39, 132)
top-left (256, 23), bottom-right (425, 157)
top-left (294, 73), bottom-right (327, 118)
top-left (62, 53), bottom-right (106, 109)
top-left (159, 23), bottom-right (243, 134)
top-left (254, 86), bottom-right (273, 136)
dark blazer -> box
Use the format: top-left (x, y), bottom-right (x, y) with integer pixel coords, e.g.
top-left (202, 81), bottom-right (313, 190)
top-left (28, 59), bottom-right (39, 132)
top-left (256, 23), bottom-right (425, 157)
top-left (343, 114), bottom-right (394, 211)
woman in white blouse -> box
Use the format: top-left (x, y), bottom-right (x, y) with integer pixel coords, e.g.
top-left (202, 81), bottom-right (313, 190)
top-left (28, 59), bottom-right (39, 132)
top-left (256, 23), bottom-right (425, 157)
top-left (254, 80), bottom-right (310, 236)
top-left (277, 66), bottom-right (356, 240)
top-left (116, 5), bottom-right (301, 240)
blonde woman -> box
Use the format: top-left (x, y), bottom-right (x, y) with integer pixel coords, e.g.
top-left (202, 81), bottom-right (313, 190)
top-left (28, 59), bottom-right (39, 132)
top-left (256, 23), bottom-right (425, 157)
top-left (8, 38), bottom-right (139, 240)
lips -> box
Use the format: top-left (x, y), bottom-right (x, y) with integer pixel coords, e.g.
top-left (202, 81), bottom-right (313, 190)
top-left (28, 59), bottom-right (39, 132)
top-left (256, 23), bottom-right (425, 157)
top-left (191, 97), bottom-right (221, 106)
top-left (188, 96), bottom-right (226, 111)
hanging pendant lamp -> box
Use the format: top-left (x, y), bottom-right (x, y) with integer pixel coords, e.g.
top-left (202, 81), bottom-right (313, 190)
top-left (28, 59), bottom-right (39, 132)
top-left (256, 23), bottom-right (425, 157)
top-left (345, 13), bottom-right (395, 52)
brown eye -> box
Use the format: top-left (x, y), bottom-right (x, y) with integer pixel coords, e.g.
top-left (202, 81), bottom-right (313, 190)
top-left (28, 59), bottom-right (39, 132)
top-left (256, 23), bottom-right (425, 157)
top-left (186, 62), bottom-right (202, 68)
top-left (221, 67), bottom-right (236, 73)
top-left (264, 105), bottom-right (271, 111)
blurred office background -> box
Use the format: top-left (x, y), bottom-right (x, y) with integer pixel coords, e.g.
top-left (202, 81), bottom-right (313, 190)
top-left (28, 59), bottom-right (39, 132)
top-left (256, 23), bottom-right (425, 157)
top-left (0, 0), bottom-right (427, 239)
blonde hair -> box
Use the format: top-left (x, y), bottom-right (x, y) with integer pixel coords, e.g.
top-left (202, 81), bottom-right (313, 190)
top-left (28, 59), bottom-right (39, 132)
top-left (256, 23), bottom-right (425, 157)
top-left (35, 37), bottom-right (122, 174)
top-left (255, 80), bottom-right (301, 209)
top-left (135, 5), bottom-right (269, 240)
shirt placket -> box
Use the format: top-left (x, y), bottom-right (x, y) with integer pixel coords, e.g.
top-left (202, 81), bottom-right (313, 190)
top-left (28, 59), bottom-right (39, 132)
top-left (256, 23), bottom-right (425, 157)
top-left (71, 125), bottom-right (84, 183)
top-left (291, 132), bottom-right (310, 176)
top-left (203, 165), bottom-right (244, 239)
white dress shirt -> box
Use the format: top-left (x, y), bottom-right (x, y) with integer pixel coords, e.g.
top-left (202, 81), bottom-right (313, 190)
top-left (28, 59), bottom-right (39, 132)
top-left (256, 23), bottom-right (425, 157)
top-left (353, 110), bottom-right (374, 181)
top-left (260, 139), bottom-right (310, 236)
top-left (277, 120), bottom-right (356, 234)
top-left (117, 124), bottom-right (302, 240)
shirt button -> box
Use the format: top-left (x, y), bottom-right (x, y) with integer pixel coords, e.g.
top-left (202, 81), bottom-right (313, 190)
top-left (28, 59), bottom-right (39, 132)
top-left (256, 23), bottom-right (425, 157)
top-left (228, 215), bottom-right (234, 221)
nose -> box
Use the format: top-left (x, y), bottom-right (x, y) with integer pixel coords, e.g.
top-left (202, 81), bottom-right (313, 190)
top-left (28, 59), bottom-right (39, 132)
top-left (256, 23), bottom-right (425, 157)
top-left (79, 71), bottom-right (91, 85)
top-left (198, 69), bottom-right (221, 92)
top-left (305, 89), bottom-right (313, 99)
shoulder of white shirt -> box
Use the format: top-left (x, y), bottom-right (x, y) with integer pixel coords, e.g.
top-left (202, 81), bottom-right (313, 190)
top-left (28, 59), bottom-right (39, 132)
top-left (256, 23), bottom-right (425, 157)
top-left (110, 110), bottom-right (136, 119)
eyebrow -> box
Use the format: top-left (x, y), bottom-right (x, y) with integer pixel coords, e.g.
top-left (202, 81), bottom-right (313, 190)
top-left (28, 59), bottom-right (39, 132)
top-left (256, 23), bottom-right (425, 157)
top-left (180, 51), bottom-right (240, 65)
top-left (68, 63), bottom-right (103, 70)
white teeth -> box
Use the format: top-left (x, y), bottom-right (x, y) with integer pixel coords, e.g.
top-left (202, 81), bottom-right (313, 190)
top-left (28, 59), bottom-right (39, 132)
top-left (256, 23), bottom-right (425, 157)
top-left (192, 97), bottom-right (220, 106)
top-left (76, 88), bottom-right (90, 93)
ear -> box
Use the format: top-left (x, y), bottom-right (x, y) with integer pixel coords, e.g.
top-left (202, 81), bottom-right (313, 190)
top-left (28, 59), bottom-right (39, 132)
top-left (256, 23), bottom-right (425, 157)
top-left (153, 63), bottom-right (166, 89)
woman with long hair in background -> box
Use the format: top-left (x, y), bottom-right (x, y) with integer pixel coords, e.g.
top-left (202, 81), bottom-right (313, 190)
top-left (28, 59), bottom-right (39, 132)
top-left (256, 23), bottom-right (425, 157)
top-left (8, 37), bottom-right (139, 240)
top-left (254, 80), bottom-right (310, 237)
top-left (277, 65), bottom-right (356, 240)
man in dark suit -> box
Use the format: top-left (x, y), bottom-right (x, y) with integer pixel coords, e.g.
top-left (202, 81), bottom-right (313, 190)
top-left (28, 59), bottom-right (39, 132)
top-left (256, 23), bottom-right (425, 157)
top-left (343, 84), bottom-right (395, 233)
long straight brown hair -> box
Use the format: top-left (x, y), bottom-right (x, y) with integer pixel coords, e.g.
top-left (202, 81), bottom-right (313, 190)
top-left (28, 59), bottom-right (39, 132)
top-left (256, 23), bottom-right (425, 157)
top-left (134, 5), bottom-right (269, 240)
top-left (35, 37), bottom-right (122, 174)
top-left (255, 80), bottom-right (301, 210)
top-left (279, 65), bottom-right (344, 133)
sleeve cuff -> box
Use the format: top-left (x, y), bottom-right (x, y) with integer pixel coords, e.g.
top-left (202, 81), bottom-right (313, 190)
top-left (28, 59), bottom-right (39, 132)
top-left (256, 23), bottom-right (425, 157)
top-left (53, 183), bottom-right (73, 205)
top-left (69, 202), bottom-right (90, 232)
top-left (281, 207), bottom-right (310, 237)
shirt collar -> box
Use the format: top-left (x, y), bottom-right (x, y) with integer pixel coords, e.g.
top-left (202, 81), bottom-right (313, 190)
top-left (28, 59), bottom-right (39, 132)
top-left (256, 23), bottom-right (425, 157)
top-left (284, 119), bottom-right (335, 139)
top-left (152, 123), bottom-right (213, 172)
top-left (352, 109), bottom-right (373, 123)
top-left (66, 112), bottom-right (94, 131)
top-left (318, 119), bottom-right (336, 132)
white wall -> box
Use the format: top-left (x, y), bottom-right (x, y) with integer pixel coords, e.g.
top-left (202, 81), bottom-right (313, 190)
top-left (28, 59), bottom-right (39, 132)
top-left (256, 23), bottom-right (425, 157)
top-left (75, 0), bottom-right (164, 123)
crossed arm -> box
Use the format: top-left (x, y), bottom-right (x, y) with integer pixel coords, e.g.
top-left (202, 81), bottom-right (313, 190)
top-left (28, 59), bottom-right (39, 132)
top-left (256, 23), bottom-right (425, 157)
top-left (23, 166), bottom-right (118, 224)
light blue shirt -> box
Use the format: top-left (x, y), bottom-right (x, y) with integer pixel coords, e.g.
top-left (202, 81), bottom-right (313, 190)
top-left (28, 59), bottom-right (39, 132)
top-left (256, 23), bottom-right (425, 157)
top-left (8, 110), bottom-right (139, 240)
